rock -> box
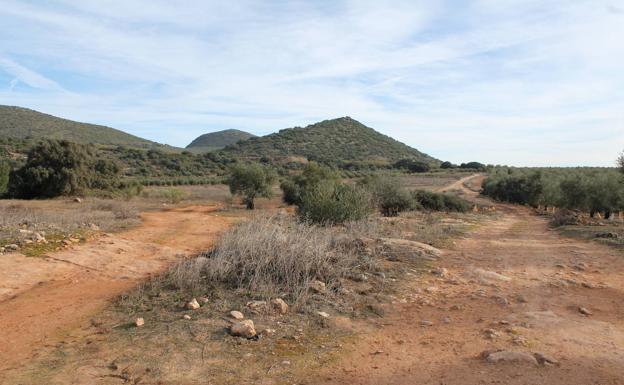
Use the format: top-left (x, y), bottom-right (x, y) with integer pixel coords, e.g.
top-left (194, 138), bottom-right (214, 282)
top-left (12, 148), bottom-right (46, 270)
top-left (246, 301), bottom-right (267, 312)
top-left (431, 267), bottom-right (449, 277)
top-left (516, 295), bottom-right (528, 303)
top-left (135, 317), bottom-right (145, 327)
top-left (474, 268), bottom-right (511, 282)
top-left (229, 311), bottom-right (245, 320)
top-left (88, 223), bottom-right (100, 231)
top-left (379, 238), bottom-right (443, 258)
top-left (32, 232), bottom-right (46, 243)
top-left (420, 320), bottom-right (434, 327)
top-left (493, 296), bottom-right (509, 306)
top-left (484, 350), bottom-right (538, 365)
top-left (186, 298), bottom-right (200, 310)
top-left (317, 311), bottom-right (330, 318)
top-left (19, 229), bottom-right (33, 235)
top-left (73, 197), bottom-right (83, 203)
top-left (5, 244), bottom-right (19, 251)
top-left (199, 297), bottom-right (210, 304)
top-left (309, 280), bottom-right (326, 293)
top-left (578, 307), bottom-right (592, 316)
top-left (61, 240), bottom-right (72, 246)
top-left (230, 320), bottom-right (257, 338)
top-left (483, 328), bottom-right (500, 339)
top-left (183, 314), bottom-right (192, 320)
top-left (425, 286), bottom-right (439, 294)
top-left (533, 352), bottom-right (559, 365)
top-left (0, 247), bottom-right (5, 253)
top-left (271, 298), bottom-right (289, 315)
top-left (260, 328), bottom-right (276, 337)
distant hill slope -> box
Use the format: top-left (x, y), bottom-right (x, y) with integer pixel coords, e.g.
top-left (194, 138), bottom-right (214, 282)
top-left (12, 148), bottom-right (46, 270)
top-left (0, 105), bottom-right (173, 150)
top-left (186, 129), bottom-right (256, 152)
top-left (221, 117), bottom-right (438, 167)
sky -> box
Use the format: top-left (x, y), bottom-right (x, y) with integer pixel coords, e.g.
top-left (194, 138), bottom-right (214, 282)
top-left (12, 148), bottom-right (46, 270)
top-left (0, 0), bottom-right (623, 167)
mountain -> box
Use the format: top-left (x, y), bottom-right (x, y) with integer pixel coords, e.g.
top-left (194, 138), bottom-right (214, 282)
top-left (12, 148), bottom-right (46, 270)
top-left (0, 105), bottom-right (174, 150)
top-left (186, 129), bottom-right (256, 152)
top-left (221, 117), bottom-right (438, 167)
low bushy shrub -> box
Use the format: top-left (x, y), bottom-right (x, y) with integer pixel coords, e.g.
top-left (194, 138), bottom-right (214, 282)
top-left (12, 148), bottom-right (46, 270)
top-left (297, 180), bottom-right (372, 224)
top-left (360, 176), bottom-right (415, 217)
top-left (280, 162), bottom-right (339, 205)
top-left (170, 215), bottom-right (376, 302)
top-left (412, 190), bottom-right (470, 212)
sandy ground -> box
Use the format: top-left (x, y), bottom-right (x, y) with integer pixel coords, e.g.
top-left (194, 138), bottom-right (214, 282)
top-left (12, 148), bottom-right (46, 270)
top-left (309, 179), bottom-right (624, 385)
top-left (0, 204), bottom-right (236, 373)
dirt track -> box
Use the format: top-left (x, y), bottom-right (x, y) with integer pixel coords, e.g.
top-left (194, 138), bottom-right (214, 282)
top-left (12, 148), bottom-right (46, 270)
top-left (312, 179), bottom-right (624, 385)
top-left (0, 205), bottom-right (235, 373)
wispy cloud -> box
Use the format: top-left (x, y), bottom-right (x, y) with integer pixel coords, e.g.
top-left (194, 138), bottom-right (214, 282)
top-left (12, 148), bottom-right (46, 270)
top-left (0, 0), bottom-right (622, 166)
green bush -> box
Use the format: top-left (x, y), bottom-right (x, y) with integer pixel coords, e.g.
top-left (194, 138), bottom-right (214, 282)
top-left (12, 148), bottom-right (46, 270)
top-left (227, 162), bottom-right (277, 209)
top-left (412, 190), bottom-right (470, 212)
top-left (7, 140), bottom-right (120, 199)
top-left (280, 162), bottom-right (339, 205)
top-left (297, 180), bottom-right (372, 224)
top-left (440, 161), bottom-right (455, 169)
top-left (394, 159), bottom-right (431, 173)
top-left (0, 159), bottom-right (9, 196)
top-left (360, 176), bottom-right (414, 217)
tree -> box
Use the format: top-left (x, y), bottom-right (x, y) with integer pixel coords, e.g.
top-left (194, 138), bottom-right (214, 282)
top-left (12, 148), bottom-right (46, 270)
top-left (618, 151), bottom-right (624, 173)
top-left (460, 162), bottom-right (486, 170)
top-left (7, 140), bottom-right (120, 199)
top-left (393, 159), bottom-right (431, 173)
top-left (440, 161), bottom-right (455, 169)
top-left (227, 163), bottom-right (276, 209)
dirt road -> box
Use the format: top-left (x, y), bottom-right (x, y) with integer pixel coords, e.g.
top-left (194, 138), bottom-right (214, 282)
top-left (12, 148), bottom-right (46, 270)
top-left (313, 179), bottom-right (624, 384)
top-left (0, 205), bottom-right (235, 372)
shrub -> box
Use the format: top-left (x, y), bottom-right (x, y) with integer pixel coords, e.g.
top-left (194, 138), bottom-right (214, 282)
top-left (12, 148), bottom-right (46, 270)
top-left (297, 180), bottom-right (372, 224)
top-left (361, 176), bottom-right (414, 217)
top-left (227, 162), bottom-right (277, 209)
top-left (280, 162), bottom-right (339, 205)
top-left (394, 159), bottom-right (431, 173)
top-left (412, 190), bottom-right (470, 212)
top-left (142, 187), bottom-right (187, 203)
top-left (440, 161), bottom-right (455, 169)
top-left (460, 162), bottom-right (486, 170)
top-left (7, 140), bottom-right (120, 199)
top-left (0, 159), bottom-right (9, 196)
top-left (550, 208), bottom-right (579, 227)
top-left (618, 151), bottom-right (624, 174)
top-left (171, 215), bottom-right (375, 302)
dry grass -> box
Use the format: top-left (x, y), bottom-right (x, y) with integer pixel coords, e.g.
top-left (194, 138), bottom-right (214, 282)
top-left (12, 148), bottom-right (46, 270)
top-left (0, 198), bottom-right (140, 245)
top-left (163, 214), bottom-right (378, 303)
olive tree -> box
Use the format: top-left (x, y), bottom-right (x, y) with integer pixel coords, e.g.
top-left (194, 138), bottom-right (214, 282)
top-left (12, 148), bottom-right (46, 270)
top-left (227, 163), bottom-right (276, 209)
top-left (618, 151), bottom-right (624, 173)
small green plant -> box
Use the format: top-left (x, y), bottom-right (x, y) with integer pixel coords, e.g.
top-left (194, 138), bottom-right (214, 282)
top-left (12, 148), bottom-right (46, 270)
top-left (297, 180), bottom-right (372, 224)
top-left (0, 159), bottom-right (9, 196)
top-left (227, 163), bottom-right (277, 209)
top-left (412, 190), bottom-right (470, 212)
top-left (280, 162), bottom-right (339, 205)
top-left (360, 176), bottom-right (415, 217)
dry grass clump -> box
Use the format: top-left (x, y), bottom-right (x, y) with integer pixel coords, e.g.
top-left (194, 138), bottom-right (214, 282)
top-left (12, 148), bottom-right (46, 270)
top-left (0, 199), bottom-right (140, 242)
top-left (167, 214), bottom-right (377, 303)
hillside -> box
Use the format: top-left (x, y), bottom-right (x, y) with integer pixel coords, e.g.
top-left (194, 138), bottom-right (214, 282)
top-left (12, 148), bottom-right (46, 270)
top-left (221, 117), bottom-right (438, 168)
top-left (0, 105), bottom-right (173, 150)
top-left (186, 129), bottom-right (256, 152)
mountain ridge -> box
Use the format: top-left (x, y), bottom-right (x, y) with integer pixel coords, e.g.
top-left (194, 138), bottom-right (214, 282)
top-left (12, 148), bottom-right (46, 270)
top-left (186, 129), bottom-right (256, 152)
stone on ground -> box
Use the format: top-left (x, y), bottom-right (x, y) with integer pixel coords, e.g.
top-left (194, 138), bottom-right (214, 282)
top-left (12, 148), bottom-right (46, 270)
top-left (271, 298), bottom-right (289, 314)
top-left (186, 298), bottom-right (200, 310)
top-left (229, 310), bottom-right (244, 320)
top-left (230, 320), bottom-right (257, 338)
top-left (483, 350), bottom-right (538, 365)
top-left (135, 317), bottom-right (145, 327)
top-left (310, 280), bottom-right (326, 293)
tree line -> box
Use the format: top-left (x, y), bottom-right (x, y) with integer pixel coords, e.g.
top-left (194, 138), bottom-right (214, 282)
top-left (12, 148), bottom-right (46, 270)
top-left (482, 161), bottom-right (624, 218)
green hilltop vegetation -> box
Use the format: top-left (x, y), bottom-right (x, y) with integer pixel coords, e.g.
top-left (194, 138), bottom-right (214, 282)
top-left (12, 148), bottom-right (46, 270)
top-left (221, 117), bottom-right (438, 169)
top-left (0, 105), bottom-right (175, 150)
top-left (186, 129), bottom-right (256, 153)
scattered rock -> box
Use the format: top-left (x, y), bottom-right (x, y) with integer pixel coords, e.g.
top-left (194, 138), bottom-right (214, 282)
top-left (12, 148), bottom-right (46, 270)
top-left (578, 307), bottom-right (592, 316)
top-left (73, 197), bottom-right (83, 203)
top-left (246, 301), bottom-right (267, 313)
top-left (512, 336), bottom-right (529, 347)
top-left (271, 298), bottom-right (289, 315)
top-left (32, 232), bottom-right (46, 243)
top-left (309, 280), bottom-right (326, 293)
top-left (420, 320), bottom-right (434, 327)
top-left (229, 311), bottom-right (245, 320)
top-left (186, 298), bottom-right (200, 310)
top-left (199, 297), bottom-right (210, 304)
top-left (493, 296), bottom-right (509, 306)
top-left (5, 244), bottom-right (19, 251)
top-left (425, 286), bottom-right (439, 294)
top-left (533, 352), bottom-right (559, 366)
top-left (595, 232), bottom-right (619, 239)
top-left (483, 328), bottom-right (500, 339)
top-left (483, 350), bottom-right (538, 365)
top-left (431, 267), bottom-right (449, 277)
top-left (135, 318), bottom-right (145, 327)
top-left (88, 223), bottom-right (100, 231)
top-left (230, 320), bottom-right (257, 338)
top-left (183, 314), bottom-right (192, 320)
top-left (515, 295), bottom-right (528, 303)
top-left (260, 328), bottom-right (276, 337)
top-left (474, 268), bottom-right (512, 282)
top-left (317, 311), bottom-right (330, 318)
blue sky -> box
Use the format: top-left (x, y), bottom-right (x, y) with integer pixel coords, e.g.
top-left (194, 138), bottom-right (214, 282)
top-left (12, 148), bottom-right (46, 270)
top-left (0, 0), bottom-right (622, 166)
